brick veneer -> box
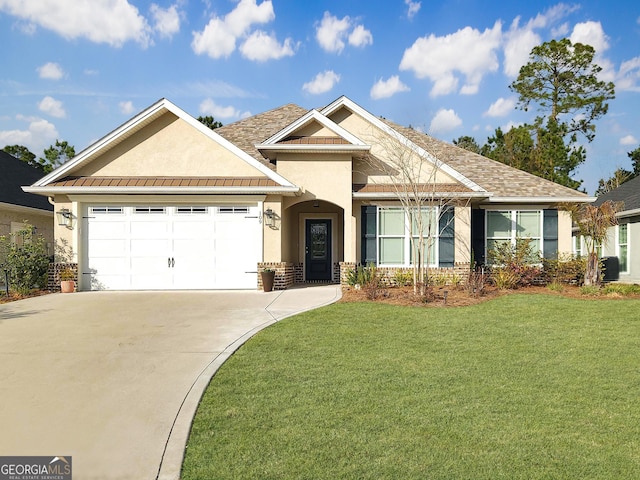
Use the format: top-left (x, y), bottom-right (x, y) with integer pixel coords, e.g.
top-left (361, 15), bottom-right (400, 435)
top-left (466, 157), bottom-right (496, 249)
top-left (47, 262), bottom-right (78, 291)
top-left (339, 262), bottom-right (472, 286)
top-left (258, 262), bottom-right (296, 290)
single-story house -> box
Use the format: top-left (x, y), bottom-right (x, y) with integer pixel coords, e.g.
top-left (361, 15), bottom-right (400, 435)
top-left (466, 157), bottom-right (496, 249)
top-left (24, 96), bottom-right (591, 291)
top-left (1, 150), bottom-right (53, 246)
top-left (584, 175), bottom-right (640, 283)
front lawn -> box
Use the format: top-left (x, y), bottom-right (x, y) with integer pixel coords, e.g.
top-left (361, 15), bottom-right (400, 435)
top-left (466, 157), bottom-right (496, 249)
top-left (182, 295), bottom-right (640, 479)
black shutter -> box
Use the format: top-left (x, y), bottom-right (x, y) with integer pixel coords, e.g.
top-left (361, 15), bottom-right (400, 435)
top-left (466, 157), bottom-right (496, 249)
top-left (543, 209), bottom-right (558, 259)
top-left (471, 209), bottom-right (486, 266)
top-left (439, 206), bottom-right (455, 267)
top-left (361, 205), bottom-right (377, 265)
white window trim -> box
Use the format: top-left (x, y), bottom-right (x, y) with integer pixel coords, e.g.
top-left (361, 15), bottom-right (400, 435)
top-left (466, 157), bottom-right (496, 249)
top-left (485, 209), bottom-right (543, 262)
top-left (376, 206), bottom-right (440, 267)
top-left (617, 224), bottom-right (629, 274)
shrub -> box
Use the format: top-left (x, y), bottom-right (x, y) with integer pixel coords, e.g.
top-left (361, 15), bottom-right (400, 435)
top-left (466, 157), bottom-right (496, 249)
top-left (465, 270), bottom-right (487, 297)
top-left (547, 281), bottom-right (564, 292)
top-left (429, 272), bottom-right (448, 287)
top-left (602, 283), bottom-right (640, 296)
top-left (488, 238), bottom-right (542, 288)
top-left (542, 254), bottom-right (586, 285)
top-left (392, 269), bottom-right (413, 287)
top-left (580, 285), bottom-right (601, 296)
top-left (346, 263), bottom-right (377, 287)
top-left (0, 224), bottom-right (50, 295)
top-left (491, 268), bottom-right (520, 290)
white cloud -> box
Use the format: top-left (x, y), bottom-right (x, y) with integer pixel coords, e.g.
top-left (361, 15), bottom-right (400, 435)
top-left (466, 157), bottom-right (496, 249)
top-left (429, 108), bottom-right (462, 134)
top-left (400, 21), bottom-right (502, 97)
top-left (302, 70), bottom-right (340, 95)
top-left (150, 3), bottom-right (180, 39)
top-left (0, 116), bottom-right (58, 153)
top-left (192, 0), bottom-right (276, 59)
top-left (370, 76), bottom-right (410, 99)
top-left (38, 96), bottom-right (65, 118)
top-left (570, 21), bottom-right (609, 53)
top-left (0, 0), bottom-right (152, 47)
top-left (348, 24), bottom-right (372, 48)
top-left (119, 101), bottom-right (135, 115)
top-left (37, 62), bottom-right (64, 80)
top-left (551, 22), bottom-right (569, 37)
top-left (503, 17), bottom-right (541, 77)
top-left (616, 56), bottom-right (640, 92)
top-left (484, 97), bottom-right (516, 117)
top-left (199, 98), bottom-right (250, 119)
top-left (405, 0), bottom-right (421, 19)
top-left (240, 30), bottom-right (295, 62)
top-left (315, 12), bottom-right (372, 54)
top-left (620, 135), bottom-right (638, 146)
top-left (316, 12), bottom-right (351, 53)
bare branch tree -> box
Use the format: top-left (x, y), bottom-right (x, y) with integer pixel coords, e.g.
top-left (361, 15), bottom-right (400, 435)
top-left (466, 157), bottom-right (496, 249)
top-left (359, 128), bottom-right (469, 297)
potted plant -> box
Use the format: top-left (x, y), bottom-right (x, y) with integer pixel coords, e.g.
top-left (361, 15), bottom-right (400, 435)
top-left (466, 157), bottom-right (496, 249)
top-left (60, 268), bottom-right (75, 293)
top-left (261, 268), bottom-right (275, 292)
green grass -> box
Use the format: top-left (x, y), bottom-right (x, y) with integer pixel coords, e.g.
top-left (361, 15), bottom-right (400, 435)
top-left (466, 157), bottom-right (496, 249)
top-left (182, 295), bottom-right (640, 479)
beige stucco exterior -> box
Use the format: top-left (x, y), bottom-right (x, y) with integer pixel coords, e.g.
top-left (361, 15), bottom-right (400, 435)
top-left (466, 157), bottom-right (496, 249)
top-left (75, 113), bottom-right (264, 178)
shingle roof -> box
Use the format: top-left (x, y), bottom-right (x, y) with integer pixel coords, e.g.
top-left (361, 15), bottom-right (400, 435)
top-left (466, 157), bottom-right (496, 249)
top-left (382, 119), bottom-right (589, 199)
top-left (0, 151), bottom-right (52, 211)
top-left (594, 175), bottom-right (640, 212)
top-left (215, 103), bottom-right (309, 167)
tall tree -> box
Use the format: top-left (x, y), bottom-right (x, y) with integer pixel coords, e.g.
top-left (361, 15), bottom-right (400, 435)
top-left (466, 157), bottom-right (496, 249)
top-left (2, 145), bottom-right (42, 170)
top-left (595, 146), bottom-right (640, 195)
top-left (40, 140), bottom-right (75, 173)
top-left (509, 38), bottom-right (615, 189)
top-left (197, 116), bottom-right (223, 130)
top-left (482, 125), bottom-right (535, 172)
top-left (452, 135), bottom-right (481, 154)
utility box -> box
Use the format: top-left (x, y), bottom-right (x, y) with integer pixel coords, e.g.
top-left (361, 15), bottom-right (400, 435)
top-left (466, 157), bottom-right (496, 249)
top-left (602, 256), bottom-right (619, 282)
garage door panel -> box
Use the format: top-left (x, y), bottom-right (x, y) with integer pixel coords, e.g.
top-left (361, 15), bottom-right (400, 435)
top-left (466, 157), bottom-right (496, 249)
top-left (88, 222), bottom-right (127, 238)
top-left (86, 204), bottom-right (260, 290)
top-left (130, 221), bottom-right (169, 238)
top-left (89, 239), bottom-right (128, 256)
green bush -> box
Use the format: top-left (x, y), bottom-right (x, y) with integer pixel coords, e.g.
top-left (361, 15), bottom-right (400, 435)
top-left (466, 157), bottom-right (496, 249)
top-left (392, 269), bottom-right (413, 287)
top-left (0, 224), bottom-right (50, 294)
top-left (601, 283), bottom-right (640, 296)
top-left (488, 238), bottom-right (542, 288)
top-left (580, 285), bottom-right (601, 296)
top-left (542, 254), bottom-right (586, 285)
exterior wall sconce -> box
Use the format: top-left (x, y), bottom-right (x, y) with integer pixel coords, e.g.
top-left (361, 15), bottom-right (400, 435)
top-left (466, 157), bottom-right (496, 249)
top-left (56, 208), bottom-right (73, 229)
top-left (264, 208), bottom-right (275, 228)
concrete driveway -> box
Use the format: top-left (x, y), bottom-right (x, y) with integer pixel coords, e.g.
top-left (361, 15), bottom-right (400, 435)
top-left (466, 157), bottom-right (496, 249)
top-left (0, 285), bottom-right (341, 480)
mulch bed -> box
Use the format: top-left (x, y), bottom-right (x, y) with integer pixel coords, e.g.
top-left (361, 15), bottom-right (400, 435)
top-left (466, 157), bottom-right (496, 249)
top-left (340, 284), bottom-right (640, 307)
top-left (0, 290), bottom-right (54, 304)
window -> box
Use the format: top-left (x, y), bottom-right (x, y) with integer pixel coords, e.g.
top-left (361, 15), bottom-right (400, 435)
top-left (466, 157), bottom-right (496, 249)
top-left (486, 210), bottom-right (542, 261)
top-left (175, 206), bottom-right (208, 214)
top-left (90, 207), bottom-right (123, 214)
top-left (134, 207), bottom-right (165, 214)
top-left (618, 224), bottom-right (628, 273)
top-left (573, 235), bottom-right (584, 257)
top-left (377, 207), bottom-right (439, 266)
top-left (218, 207), bottom-right (250, 214)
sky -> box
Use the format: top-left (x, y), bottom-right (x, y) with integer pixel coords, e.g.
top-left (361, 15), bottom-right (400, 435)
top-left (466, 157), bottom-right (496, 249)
top-left (0, 0), bottom-right (639, 195)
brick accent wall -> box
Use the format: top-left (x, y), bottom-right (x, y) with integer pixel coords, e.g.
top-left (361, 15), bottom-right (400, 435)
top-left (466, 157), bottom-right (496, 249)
top-left (339, 262), bottom-right (472, 287)
top-left (48, 262), bottom-right (78, 291)
top-left (257, 262), bottom-right (296, 290)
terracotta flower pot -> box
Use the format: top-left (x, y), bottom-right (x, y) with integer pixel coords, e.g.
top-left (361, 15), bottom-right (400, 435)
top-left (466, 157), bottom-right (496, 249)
top-left (61, 280), bottom-right (75, 293)
top-left (261, 270), bottom-right (275, 292)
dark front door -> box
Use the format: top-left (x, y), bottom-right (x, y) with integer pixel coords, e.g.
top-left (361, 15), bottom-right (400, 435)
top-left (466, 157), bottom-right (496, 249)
top-left (305, 219), bottom-right (332, 281)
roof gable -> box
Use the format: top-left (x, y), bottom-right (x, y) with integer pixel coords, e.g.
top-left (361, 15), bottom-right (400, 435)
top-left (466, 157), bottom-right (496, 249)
top-left (33, 98), bottom-right (296, 190)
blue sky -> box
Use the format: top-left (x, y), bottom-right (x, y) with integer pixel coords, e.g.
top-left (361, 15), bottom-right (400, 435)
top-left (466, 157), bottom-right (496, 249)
top-left (0, 0), bottom-right (638, 194)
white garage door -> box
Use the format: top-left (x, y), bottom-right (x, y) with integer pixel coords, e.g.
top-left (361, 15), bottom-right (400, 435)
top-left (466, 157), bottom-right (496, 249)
top-left (84, 205), bottom-right (261, 290)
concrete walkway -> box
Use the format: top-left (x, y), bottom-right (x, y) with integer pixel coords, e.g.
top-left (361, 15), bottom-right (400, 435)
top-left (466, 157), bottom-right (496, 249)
top-left (0, 285), bottom-right (341, 480)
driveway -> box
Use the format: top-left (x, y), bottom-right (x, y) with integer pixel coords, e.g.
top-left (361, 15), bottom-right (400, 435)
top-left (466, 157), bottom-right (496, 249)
top-left (0, 286), bottom-right (341, 480)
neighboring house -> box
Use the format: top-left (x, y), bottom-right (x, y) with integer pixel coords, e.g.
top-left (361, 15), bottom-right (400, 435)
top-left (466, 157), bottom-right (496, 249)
top-left (587, 175), bottom-right (640, 283)
top-left (24, 96), bottom-right (591, 291)
top-left (0, 150), bottom-right (53, 247)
